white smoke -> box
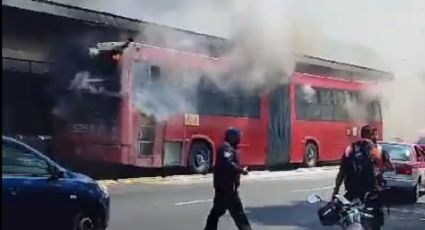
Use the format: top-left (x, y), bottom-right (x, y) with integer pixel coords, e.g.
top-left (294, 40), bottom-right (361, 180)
top-left (68, 71), bottom-right (98, 92)
top-left (129, 0), bottom-right (322, 120)
top-left (288, 0), bottom-right (425, 141)
top-left (358, 0), bottom-right (425, 141)
top-left (379, 65), bottom-right (425, 142)
top-left (301, 85), bottom-right (316, 103)
top-left (131, 65), bottom-right (201, 120)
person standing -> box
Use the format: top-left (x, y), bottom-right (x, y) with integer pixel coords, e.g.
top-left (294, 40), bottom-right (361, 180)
top-left (204, 127), bottom-right (252, 230)
top-left (332, 125), bottom-right (384, 230)
top-left (371, 128), bottom-right (393, 182)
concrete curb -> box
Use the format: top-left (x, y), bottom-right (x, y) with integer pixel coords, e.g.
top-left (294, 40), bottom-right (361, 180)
top-left (97, 166), bottom-right (339, 187)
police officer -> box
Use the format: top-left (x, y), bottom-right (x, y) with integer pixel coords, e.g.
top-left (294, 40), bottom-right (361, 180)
top-left (333, 125), bottom-right (384, 230)
top-left (204, 127), bottom-right (252, 230)
top-left (371, 128), bottom-right (393, 179)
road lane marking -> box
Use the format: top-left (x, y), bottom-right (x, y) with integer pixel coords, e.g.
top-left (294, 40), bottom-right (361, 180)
top-left (252, 173), bottom-right (336, 182)
top-left (291, 186), bottom-right (334, 193)
top-left (175, 199), bottom-right (213, 206)
top-left (390, 208), bottom-right (425, 216)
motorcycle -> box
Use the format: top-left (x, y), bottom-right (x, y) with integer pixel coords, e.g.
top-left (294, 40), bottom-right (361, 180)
top-left (307, 193), bottom-right (377, 230)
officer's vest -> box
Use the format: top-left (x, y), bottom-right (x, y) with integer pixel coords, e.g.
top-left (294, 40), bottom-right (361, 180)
top-left (371, 144), bottom-right (385, 170)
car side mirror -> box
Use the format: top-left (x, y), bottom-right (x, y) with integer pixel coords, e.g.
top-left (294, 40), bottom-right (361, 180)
top-left (50, 167), bottom-right (65, 179)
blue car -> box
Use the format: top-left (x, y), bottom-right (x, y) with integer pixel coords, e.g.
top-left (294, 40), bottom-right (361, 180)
top-left (2, 136), bottom-right (110, 230)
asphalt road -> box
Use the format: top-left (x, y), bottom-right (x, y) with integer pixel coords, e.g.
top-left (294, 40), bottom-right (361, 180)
top-left (107, 170), bottom-right (425, 230)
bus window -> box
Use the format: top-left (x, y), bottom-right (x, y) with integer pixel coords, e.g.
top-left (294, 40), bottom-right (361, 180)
top-left (317, 88), bottom-right (333, 120)
top-left (67, 49), bottom-right (121, 95)
top-left (62, 50), bottom-right (121, 126)
top-left (295, 85), bottom-right (321, 120)
top-left (197, 76), bottom-right (260, 118)
top-left (334, 91), bottom-right (348, 121)
top-left (295, 85), bottom-right (375, 122)
top-left (149, 65), bottom-right (161, 82)
top-left (72, 94), bottom-right (119, 125)
top-left (367, 100), bottom-right (382, 122)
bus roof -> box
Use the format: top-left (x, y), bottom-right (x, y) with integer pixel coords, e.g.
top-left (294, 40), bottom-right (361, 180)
top-left (294, 55), bottom-right (393, 82)
top-left (96, 41), bottom-right (393, 82)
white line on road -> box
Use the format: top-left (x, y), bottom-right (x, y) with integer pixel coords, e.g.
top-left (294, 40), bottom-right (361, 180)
top-left (256, 174), bottom-right (332, 182)
top-left (175, 199), bottom-right (213, 206)
top-left (390, 208), bottom-right (425, 216)
top-left (291, 186), bottom-right (334, 193)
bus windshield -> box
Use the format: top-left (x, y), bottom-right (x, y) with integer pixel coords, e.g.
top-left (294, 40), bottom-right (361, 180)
top-left (61, 50), bottom-right (121, 126)
top-left (69, 50), bottom-right (121, 94)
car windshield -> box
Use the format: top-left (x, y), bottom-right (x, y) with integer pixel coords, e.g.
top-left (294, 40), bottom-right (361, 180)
top-left (381, 143), bottom-right (411, 161)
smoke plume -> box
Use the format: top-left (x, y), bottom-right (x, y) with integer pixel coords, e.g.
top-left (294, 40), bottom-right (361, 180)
top-left (301, 85), bottom-right (316, 103)
top-left (130, 0), bottom-right (320, 120)
top-left (131, 65), bottom-right (200, 120)
top-left (358, 0), bottom-right (425, 141)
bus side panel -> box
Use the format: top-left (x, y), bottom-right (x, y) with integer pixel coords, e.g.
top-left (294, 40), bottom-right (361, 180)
top-left (291, 121), bottom-right (350, 162)
top-left (267, 85), bottom-right (291, 166)
top-left (162, 115), bottom-right (186, 167)
top-left (183, 116), bottom-right (266, 166)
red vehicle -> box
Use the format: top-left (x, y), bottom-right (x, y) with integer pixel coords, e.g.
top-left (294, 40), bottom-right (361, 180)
top-left (52, 41), bottom-right (386, 175)
top-left (380, 142), bottom-right (425, 203)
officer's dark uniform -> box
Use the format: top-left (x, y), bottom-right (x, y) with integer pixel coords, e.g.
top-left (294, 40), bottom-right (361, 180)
top-left (333, 125), bottom-right (384, 230)
top-left (204, 128), bottom-right (252, 230)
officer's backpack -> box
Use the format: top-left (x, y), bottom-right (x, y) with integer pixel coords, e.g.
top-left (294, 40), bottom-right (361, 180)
top-left (345, 141), bottom-right (376, 193)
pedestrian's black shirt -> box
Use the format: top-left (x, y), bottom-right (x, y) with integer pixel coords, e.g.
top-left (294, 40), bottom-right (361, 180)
top-left (213, 142), bottom-right (243, 192)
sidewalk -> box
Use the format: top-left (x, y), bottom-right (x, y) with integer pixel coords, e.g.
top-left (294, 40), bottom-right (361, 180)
top-left (97, 166), bottom-right (339, 187)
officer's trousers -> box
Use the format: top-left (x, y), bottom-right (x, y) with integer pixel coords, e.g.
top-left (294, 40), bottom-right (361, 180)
top-left (345, 190), bottom-right (384, 230)
top-left (204, 189), bottom-right (252, 230)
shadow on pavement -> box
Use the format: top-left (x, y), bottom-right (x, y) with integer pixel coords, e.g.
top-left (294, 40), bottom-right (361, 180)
top-left (383, 190), bottom-right (425, 228)
top-left (246, 201), bottom-right (336, 230)
top-left (246, 197), bottom-right (425, 230)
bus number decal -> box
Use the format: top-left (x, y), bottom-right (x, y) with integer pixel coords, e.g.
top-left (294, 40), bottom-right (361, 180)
top-left (69, 124), bottom-right (89, 133)
top-left (346, 128), bottom-right (351, 136)
top-left (352, 127), bottom-right (358, 136)
top-left (184, 114), bottom-right (200, 126)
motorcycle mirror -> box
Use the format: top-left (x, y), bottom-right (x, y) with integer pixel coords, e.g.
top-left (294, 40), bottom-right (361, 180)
top-left (307, 194), bottom-right (322, 204)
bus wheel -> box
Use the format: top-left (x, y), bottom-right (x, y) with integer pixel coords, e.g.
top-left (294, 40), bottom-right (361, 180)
top-left (188, 142), bottom-right (211, 174)
top-left (303, 142), bottom-right (318, 168)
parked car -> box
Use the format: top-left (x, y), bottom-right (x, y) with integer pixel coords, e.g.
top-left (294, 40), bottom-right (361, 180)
top-left (2, 136), bottom-right (109, 230)
top-left (380, 141), bottom-right (425, 203)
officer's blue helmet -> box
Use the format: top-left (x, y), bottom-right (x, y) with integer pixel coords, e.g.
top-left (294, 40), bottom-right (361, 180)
top-left (225, 127), bottom-right (241, 144)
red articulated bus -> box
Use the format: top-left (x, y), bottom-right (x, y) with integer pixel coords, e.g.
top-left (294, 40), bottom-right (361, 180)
top-left (52, 41), bottom-right (387, 175)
